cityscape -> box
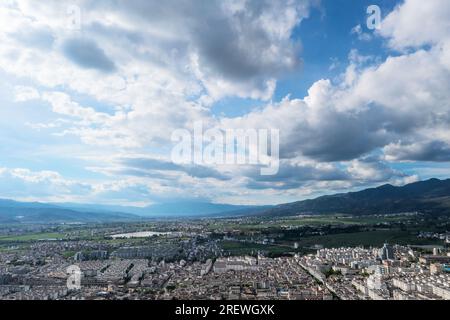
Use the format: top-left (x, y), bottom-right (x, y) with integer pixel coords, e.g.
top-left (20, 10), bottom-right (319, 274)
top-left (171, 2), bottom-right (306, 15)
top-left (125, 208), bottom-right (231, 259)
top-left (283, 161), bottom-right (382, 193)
top-left (0, 212), bottom-right (449, 300)
top-left (1, 0), bottom-right (450, 308)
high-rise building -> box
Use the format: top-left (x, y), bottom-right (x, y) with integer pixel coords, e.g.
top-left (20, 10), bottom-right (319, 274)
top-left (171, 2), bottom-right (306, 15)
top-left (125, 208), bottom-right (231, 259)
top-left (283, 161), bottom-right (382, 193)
top-left (379, 243), bottom-right (394, 261)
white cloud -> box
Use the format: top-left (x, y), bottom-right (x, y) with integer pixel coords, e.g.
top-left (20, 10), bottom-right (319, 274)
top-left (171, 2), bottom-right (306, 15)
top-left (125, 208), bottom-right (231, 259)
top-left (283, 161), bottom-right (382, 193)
top-left (0, 167), bottom-right (92, 201)
top-left (351, 24), bottom-right (372, 42)
top-left (379, 0), bottom-right (450, 50)
top-left (0, 0), bottom-right (449, 205)
top-left (2, 0), bottom-right (312, 150)
top-left (14, 86), bottom-right (40, 102)
top-left (42, 91), bottom-right (112, 124)
top-left (221, 13), bottom-right (450, 163)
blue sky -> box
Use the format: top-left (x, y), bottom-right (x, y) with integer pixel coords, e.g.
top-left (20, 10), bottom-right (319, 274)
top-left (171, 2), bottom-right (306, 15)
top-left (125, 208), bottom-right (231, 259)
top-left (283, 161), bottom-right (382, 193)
top-left (0, 0), bottom-right (449, 206)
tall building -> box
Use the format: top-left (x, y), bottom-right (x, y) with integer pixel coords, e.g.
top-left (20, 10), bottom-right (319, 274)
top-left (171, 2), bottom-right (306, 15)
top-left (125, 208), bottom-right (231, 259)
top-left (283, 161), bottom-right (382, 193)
top-left (379, 243), bottom-right (394, 261)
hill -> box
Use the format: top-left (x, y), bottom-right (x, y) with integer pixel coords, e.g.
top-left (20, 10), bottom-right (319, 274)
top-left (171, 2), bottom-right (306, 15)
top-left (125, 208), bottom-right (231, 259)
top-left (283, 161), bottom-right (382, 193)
top-left (0, 199), bottom-right (141, 224)
top-left (258, 178), bottom-right (450, 216)
top-left (56, 201), bottom-right (264, 217)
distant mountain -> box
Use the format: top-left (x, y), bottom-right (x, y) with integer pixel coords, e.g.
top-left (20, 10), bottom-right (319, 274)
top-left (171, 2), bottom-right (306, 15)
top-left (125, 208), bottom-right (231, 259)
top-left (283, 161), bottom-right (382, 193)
top-left (0, 199), bottom-right (141, 224)
top-left (53, 202), bottom-right (148, 216)
top-left (56, 201), bottom-right (261, 217)
top-left (5, 178), bottom-right (448, 222)
top-left (257, 178), bottom-right (450, 217)
top-left (0, 199), bottom-right (59, 209)
top-left (142, 201), bottom-right (264, 217)
top-left (0, 199), bottom-right (266, 223)
top-left (58, 201), bottom-right (270, 218)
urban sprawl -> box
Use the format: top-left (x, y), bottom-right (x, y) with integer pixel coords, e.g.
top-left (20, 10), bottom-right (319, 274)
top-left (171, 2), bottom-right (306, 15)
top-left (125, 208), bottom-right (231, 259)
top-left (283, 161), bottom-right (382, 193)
top-left (0, 215), bottom-right (449, 300)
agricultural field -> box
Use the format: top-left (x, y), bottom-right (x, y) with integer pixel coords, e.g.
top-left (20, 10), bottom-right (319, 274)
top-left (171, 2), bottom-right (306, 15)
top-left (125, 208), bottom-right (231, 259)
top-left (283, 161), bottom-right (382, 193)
top-left (281, 229), bottom-right (443, 248)
top-left (220, 240), bottom-right (297, 256)
top-left (0, 232), bottom-right (67, 242)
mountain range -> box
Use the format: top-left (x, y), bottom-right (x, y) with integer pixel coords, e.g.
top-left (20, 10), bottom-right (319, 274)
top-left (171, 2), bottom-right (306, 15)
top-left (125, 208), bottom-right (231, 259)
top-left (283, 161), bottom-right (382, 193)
top-left (1, 178), bottom-right (449, 223)
top-left (0, 199), bottom-right (263, 224)
top-left (258, 178), bottom-right (450, 216)
top-left (55, 201), bottom-right (263, 218)
top-left (0, 199), bottom-right (141, 224)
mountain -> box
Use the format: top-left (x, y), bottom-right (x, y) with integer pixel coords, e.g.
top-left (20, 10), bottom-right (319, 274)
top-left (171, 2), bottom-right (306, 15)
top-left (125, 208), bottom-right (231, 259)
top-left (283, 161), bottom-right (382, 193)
top-left (53, 202), bottom-right (149, 216)
top-left (0, 199), bottom-right (141, 224)
top-left (58, 201), bottom-right (267, 217)
top-left (4, 178), bottom-right (449, 222)
top-left (0, 199), bottom-right (59, 209)
top-left (0, 199), bottom-right (266, 223)
top-left (142, 201), bottom-right (262, 217)
top-left (257, 178), bottom-right (450, 217)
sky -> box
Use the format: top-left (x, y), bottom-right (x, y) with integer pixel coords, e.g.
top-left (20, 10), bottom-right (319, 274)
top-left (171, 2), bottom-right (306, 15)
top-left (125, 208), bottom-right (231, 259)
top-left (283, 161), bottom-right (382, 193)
top-left (0, 0), bottom-right (450, 207)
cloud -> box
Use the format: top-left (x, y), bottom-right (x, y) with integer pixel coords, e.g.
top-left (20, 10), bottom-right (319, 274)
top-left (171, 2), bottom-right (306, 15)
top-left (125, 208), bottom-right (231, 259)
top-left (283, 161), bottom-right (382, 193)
top-left (347, 156), bottom-right (409, 182)
top-left (379, 0), bottom-right (450, 50)
top-left (221, 21), bottom-right (450, 163)
top-left (385, 141), bottom-right (450, 162)
top-left (0, 0), bottom-right (449, 205)
top-left (118, 157), bottom-right (231, 181)
top-left (1, 0), bottom-right (315, 100)
top-left (351, 24), bottom-right (372, 42)
top-left (0, 167), bottom-right (92, 201)
top-left (13, 27), bottom-right (55, 50)
top-left (41, 91), bottom-right (114, 124)
top-left (14, 86), bottom-right (40, 102)
top-left (188, 0), bottom-right (312, 100)
top-left (243, 160), bottom-right (350, 190)
top-left (0, 0), bottom-right (317, 151)
top-left (0, 166), bottom-right (171, 206)
top-left (61, 37), bottom-right (116, 73)
top-left (91, 0), bottom-right (314, 100)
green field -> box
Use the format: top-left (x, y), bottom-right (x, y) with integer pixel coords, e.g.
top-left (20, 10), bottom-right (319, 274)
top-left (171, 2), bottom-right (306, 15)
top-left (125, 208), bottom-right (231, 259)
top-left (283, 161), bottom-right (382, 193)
top-left (220, 241), bottom-right (296, 256)
top-left (209, 215), bottom-right (411, 231)
top-left (283, 229), bottom-right (443, 248)
top-left (220, 228), bottom-right (443, 255)
top-left (0, 232), bottom-right (67, 242)
top-left (280, 215), bottom-right (409, 226)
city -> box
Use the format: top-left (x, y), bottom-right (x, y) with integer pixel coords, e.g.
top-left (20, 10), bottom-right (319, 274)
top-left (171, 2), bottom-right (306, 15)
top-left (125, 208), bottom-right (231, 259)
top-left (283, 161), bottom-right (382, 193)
top-left (0, 214), bottom-right (449, 300)
top-left (1, 0), bottom-right (450, 314)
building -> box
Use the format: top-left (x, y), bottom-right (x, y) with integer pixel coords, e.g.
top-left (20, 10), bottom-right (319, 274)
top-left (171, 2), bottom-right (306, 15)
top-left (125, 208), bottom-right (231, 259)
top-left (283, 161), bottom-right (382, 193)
top-left (432, 284), bottom-right (450, 300)
top-left (0, 273), bottom-right (12, 285)
top-left (393, 278), bottom-right (416, 292)
top-left (367, 274), bottom-right (385, 291)
top-left (74, 250), bottom-right (108, 261)
top-left (379, 243), bottom-right (394, 261)
top-left (200, 259), bottom-right (213, 276)
top-left (419, 255), bottom-right (450, 265)
top-left (430, 263), bottom-right (443, 275)
top-left (213, 257), bottom-right (259, 273)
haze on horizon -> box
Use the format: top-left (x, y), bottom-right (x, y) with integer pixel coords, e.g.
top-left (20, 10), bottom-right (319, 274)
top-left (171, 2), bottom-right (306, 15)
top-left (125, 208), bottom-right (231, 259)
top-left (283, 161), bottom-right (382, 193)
top-left (0, 0), bottom-right (450, 208)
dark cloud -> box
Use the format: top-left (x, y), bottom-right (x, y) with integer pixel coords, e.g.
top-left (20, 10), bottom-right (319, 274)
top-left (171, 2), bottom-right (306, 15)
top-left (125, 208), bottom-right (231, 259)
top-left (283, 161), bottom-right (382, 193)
top-left (84, 0), bottom-right (312, 96)
top-left (243, 161), bottom-right (350, 190)
top-left (62, 38), bottom-right (116, 73)
top-left (189, 1), bottom-right (298, 81)
top-left (277, 98), bottom-right (442, 163)
top-left (113, 169), bottom-right (173, 180)
top-left (279, 104), bottom-right (393, 162)
top-left (239, 153), bottom-right (413, 191)
top-left (386, 141), bottom-right (450, 162)
top-left (119, 157), bottom-right (230, 181)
